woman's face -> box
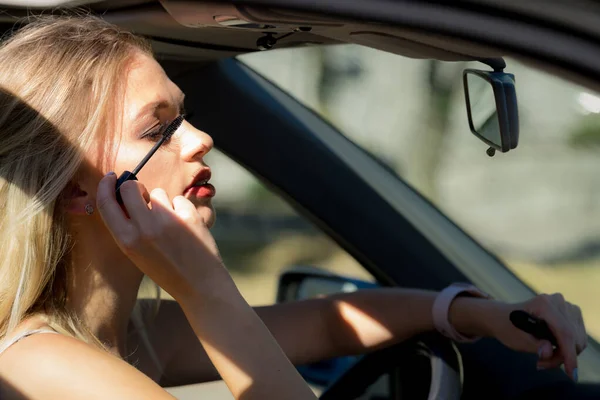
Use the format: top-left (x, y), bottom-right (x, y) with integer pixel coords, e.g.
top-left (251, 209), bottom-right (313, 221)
top-left (109, 51), bottom-right (216, 227)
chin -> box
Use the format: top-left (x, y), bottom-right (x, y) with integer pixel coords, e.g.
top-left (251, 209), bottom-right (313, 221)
top-left (198, 203), bottom-right (216, 228)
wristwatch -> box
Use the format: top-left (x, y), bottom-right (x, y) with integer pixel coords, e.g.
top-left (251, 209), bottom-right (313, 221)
top-left (432, 282), bottom-right (491, 343)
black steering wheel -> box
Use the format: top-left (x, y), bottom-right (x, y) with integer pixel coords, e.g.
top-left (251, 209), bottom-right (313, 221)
top-left (319, 333), bottom-right (463, 400)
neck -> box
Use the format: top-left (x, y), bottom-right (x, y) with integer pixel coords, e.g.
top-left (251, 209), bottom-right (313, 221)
top-left (67, 226), bottom-right (143, 357)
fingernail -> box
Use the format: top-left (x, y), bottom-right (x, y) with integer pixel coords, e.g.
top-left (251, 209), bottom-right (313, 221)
top-left (537, 347), bottom-right (543, 358)
top-left (573, 368), bottom-right (578, 382)
top-left (106, 171), bottom-right (115, 176)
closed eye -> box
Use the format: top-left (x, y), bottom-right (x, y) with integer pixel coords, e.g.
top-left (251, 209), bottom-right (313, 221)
top-left (142, 121), bottom-right (168, 141)
top-left (141, 108), bottom-right (192, 142)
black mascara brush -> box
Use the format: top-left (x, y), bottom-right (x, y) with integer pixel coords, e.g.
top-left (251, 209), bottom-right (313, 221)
top-left (115, 114), bottom-right (186, 205)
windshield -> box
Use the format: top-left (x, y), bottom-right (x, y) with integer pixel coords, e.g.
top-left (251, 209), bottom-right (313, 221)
top-left (239, 44), bottom-right (600, 342)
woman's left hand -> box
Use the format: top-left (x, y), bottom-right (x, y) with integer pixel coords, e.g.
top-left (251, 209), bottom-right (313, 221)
top-left (487, 293), bottom-right (587, 382)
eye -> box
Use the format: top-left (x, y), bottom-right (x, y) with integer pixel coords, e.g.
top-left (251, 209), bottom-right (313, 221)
top-left (140, 109), bottom-right (194, 142)
top-left (142, 122), bottom-right (169, 142)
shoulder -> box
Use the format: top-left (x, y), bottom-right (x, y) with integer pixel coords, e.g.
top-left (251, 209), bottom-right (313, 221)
top-left (0, 331), bottom-right (175, 400)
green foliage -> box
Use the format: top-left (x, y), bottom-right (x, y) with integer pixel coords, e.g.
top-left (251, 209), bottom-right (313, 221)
top-left (569, 114), bottom-right (600, 149)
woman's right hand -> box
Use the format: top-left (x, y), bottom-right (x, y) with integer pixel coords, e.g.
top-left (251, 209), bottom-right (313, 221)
top-left (96, 172), bottom-right (318, 400)
top-left (96, 172), bottom-right (229, 302)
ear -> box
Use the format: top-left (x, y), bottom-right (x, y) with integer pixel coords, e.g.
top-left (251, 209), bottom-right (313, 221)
top-left (62, 181), bottom-right (93, 215)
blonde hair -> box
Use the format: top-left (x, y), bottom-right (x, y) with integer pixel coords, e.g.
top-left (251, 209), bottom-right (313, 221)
top-left (0, 15), bottom-right (152, 349)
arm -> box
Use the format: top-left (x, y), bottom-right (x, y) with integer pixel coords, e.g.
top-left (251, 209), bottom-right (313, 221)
top-left (177, 274), bottom-right (318, 400)
top-left (135, 296), bottom-right (340, 386)
top-left (0, 285), bottom-right (316, 400)
top-left (147, 287), bottom-right (587, 387)
top-left (98, 175), bottom-right (317, 400)
top-left (0, 332), bottom-right (177, 400)
top-left (146, 288), bottom-right (467, 386)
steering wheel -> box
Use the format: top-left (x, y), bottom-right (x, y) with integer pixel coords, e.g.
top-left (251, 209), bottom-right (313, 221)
top-left (319, 333), bottom-right (463, 400)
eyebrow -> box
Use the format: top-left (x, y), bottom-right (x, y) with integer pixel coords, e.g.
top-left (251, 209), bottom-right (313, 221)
top-left (135, 92), bottom-right (186, 121)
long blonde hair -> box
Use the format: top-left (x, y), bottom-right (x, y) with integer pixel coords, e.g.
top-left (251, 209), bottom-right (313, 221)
top-left (0, 15), bottom-right (152, 348)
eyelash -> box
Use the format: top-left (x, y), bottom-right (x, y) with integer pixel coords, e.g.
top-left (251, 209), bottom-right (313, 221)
top-left (143, 108), bottom-right (188, 142)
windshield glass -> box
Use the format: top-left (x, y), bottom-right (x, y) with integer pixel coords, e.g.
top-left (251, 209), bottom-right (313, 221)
top-left (239, 44), bottom-right (600, 342)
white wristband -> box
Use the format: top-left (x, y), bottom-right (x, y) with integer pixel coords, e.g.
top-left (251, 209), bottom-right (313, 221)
top-left (432, 282), bottom-right (491, 343)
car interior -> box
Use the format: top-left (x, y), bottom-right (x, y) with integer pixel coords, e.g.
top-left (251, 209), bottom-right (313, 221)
top-left (2, 0), bottom-right (600, 399)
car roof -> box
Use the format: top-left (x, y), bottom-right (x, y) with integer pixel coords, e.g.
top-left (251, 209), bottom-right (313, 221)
top-left (1, 0), bottom-right (597, 60)
top-left (0, 0), bottom-right (506, 63)
top-left (1, 0), bottom-right (599, 91)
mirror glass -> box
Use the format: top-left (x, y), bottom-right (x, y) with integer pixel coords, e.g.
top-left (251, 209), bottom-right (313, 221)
top-left (297, 276), bottom-right (359, 299)
top-left (466, 72), bottom-right (502, 147)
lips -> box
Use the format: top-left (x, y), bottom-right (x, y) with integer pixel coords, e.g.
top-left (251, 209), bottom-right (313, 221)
top-left (185, 169), bottom-right (211, 191)
top-left (185, 184), bottom-right (215, 198)
top-left (184, 169), bottom-right (216, 198)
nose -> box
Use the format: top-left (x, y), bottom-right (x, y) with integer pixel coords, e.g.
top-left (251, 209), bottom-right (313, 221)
top-left (180, 122), bottom-right (214, 162)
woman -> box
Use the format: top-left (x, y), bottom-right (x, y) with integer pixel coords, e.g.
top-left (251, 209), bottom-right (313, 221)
top-left (0, 15), bottom-right (586, 399)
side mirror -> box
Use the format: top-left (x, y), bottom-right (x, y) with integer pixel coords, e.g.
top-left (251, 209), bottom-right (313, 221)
top-left (277, 266), bottom-right (379, 303)
top-left (276, 266), bottom-right (379, 388)
top-left (463, 69), bottom-right (519, 155)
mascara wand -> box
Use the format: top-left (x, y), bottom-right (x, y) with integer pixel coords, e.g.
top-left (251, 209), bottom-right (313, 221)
top-left (115, 114), bottom-right (186, 205)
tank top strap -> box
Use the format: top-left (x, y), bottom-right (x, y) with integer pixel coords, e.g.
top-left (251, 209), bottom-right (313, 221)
top-left (0, 328), bottom-right (59, 355)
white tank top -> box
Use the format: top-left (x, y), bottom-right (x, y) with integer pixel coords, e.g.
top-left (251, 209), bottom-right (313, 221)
top-left (0, 328), bottom-right (59, 355)
top-left (0, 315), bottom-right (163, 377)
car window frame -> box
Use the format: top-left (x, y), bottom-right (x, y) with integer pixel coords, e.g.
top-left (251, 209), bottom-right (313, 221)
top-left (237, 57), bottom-right (600, 379)
top-left (169, 56), bottom-right (600, 383)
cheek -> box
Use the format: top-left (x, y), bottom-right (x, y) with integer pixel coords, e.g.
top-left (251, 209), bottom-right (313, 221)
top-left (112, 138), bottom-right (157, 170)
top-left (109, 136), bottom-right (183, 195)
top-left (130, 151), bottom-right (180, 191)
top-left (110, 139), bottom-right (148, 173)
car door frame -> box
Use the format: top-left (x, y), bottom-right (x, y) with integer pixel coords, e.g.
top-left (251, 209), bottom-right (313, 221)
top-left (165, 56), bottom-right (597, 398)
top-left (160, 0), bottom-right (600, 396)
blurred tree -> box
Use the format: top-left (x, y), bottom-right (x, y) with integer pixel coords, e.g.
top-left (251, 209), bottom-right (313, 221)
top-left (318, 46), bottom-right (363, 111)
top-left (314, 47), bottom-right (466, 201)
top-left (406, 60), bottom-right (466, 201)
top-left (314, 46), bottom-right (402, 175)
top-left (569, 114), bottom-right (600, 149)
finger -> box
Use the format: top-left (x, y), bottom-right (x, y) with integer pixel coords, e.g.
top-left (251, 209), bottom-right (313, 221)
top-left (569, 304), bottom-right (587, 355)
top-left (536, 340), bottom-right (554, 360)
top-left (536, 358), bottom-right (556, 370)
top-left (149, 188), bottom-right (173, 214)
top-left (529, 295), bottom-right (579, 380)
top-left (172, 195), bottom-right (203, 225)
top-left (550, 293), bottom-right (570, 320)
top-left (550, 296), bottom-right (586, 354)
top-left (535, 343), bottom-right (566, 371)
top-left (543, 317), bottom-right (578, 380)
top-left (142, 187), bottom-right (151, 203)
top-left (120, 180), bottom-right (151, 223)
top-left (536, 352), bottom-right (574, 371)
top-left (96, 172), bottom-right (133, 236)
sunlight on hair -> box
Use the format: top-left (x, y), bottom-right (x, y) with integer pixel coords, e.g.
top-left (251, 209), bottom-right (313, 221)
top-left (0, 14), bottom-right (152, 350)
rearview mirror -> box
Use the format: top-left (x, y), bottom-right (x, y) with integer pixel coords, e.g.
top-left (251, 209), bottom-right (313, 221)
top-left (463, 69), bottom-right (519, 155)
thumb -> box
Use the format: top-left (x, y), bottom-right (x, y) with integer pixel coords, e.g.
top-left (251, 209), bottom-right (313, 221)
top-left (536, 339), bottom-right (554, 360)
